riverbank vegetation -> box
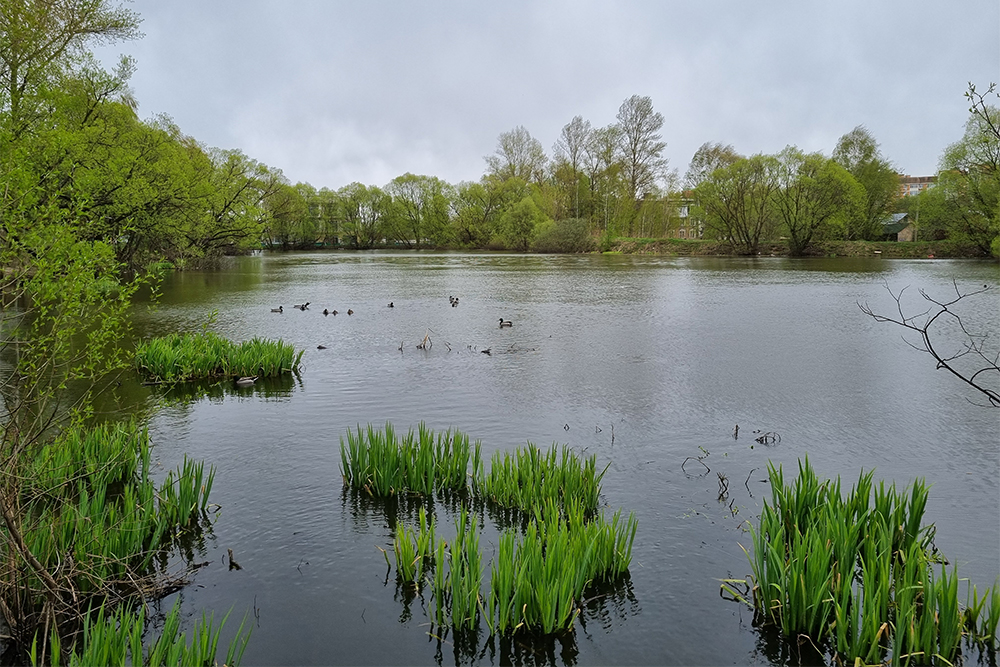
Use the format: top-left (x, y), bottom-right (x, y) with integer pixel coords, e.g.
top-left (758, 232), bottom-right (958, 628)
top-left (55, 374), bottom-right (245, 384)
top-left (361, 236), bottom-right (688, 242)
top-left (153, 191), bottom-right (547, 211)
top-left (3, 2), bottom-right (996, 272)
top-left (342, 422), bottom-right (637, 637)
top-left (725, 458), bottom-right (999, 665)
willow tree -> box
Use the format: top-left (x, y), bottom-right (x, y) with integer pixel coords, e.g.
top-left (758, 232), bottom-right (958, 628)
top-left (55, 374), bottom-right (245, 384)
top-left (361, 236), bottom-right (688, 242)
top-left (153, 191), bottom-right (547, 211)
top-left (695, 154), bottom-right (780, 255)
top-left (771, 147), bottom-right (864, 255)
top-left (833, 126), bottom-right (899, 240)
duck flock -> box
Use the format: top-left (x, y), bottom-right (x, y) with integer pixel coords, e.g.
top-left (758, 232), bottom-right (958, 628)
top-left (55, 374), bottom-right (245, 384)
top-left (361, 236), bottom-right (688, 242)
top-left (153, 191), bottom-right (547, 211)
top-left (268, 297), bottom-right (514, 328)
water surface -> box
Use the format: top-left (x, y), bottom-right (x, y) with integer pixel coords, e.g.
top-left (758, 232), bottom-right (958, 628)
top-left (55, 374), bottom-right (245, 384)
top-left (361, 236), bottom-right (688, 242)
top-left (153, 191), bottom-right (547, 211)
top-left (120, 253), bottom-right (999, 666)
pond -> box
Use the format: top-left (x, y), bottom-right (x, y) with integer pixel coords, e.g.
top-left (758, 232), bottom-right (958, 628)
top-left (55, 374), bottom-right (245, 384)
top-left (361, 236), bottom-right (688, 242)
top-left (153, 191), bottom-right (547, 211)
top-left (114, 252), bottom-right (999, 665)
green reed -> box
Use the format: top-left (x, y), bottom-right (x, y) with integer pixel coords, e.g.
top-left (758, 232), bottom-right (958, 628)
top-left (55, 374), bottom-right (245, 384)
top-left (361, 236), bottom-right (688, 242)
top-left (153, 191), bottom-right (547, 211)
top-left (340, 423), bottom-right (476, 497)
top-left (135, 331), bottom-right (303, 382)
top-left (473, 443), bottom-right (606, 514)
top-left (485, 498), bottom-right (637, 635)
top-left (739, 456), bottom-right (997, 665)
top-left (32, 599), bottom-right (250, 667)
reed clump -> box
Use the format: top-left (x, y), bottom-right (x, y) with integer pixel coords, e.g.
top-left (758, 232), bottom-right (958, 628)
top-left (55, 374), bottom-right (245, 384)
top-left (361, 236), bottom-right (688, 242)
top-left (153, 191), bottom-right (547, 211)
top-left (4, 420), bottom-right (222, 663)
top-left (733, 456), bottom-right (999, 665)
top-left (340, 422), bottom-right (478, 497)
top-left (31, 599), bottom-right (250, 667)
top-left (472, 443), bottom-right (607, 515)
top-left (134, 331), bottom-right (303, 382)
top-left (356, 423), bottom-right (638, 638)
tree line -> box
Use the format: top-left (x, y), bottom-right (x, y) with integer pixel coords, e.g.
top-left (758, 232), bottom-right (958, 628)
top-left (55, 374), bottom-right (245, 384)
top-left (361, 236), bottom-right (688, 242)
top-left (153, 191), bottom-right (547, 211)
top-left (2, 1), bottom-right (998, 276)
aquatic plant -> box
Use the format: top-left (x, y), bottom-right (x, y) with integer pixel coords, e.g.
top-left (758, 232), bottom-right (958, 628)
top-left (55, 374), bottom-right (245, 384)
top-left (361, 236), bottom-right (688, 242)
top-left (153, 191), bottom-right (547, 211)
top-left (32, 598), bottom-right (250, 667)
top-left (472, 443), bottom-right (606, 515)
top-left (5, 421), bottom-right (224, 663)
top-left (340, 422), bottom-right (476, 496)
top-left (134, 331), bottom-right (303, 383)
top-left (734, 456), bottom-right (999, 665)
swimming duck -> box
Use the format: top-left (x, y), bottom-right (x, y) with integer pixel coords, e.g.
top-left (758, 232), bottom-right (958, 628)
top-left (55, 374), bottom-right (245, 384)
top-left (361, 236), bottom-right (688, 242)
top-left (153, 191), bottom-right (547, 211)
top-left (499, 318), bottom-right (513, 328)
top-left (332, 309), bottom-right (338, 315)
top-left (271, 306), bottom-right (283, 313)
top-left (388, 302), bottom-right (394, 308)
top-left (293, 302), bottom-right (310, 310)
top-left (235, 375), bottom-right (257, 386)
top-left (347, 309), bottom-right (354, 315)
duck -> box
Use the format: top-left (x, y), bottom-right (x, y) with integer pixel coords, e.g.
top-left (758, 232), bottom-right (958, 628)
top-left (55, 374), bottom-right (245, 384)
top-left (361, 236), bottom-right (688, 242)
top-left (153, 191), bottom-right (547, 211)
top-left (271, 306), bottom-right (283, 313)
top-left (387, 302), bottom-right (394, 308)
top-left (293, 302), bottom-right (310, 310)
top-left (499, 318), bottom-right (513, 328)
top-left (347, 309), bottom-right (354, 315)
top-left (235, 375), bottom-right (257, 387)
top-left (331, 309), bottom-right (338, 316)
top-left (323, 308), bottom-right (329, 316)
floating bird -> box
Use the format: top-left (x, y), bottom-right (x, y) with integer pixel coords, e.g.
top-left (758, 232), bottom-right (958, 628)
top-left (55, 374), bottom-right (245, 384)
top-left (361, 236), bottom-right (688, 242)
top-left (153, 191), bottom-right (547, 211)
top-left (317, 345), bottom-right (327, 350)
top-left (499, 318), bottom-right (513, 328)
top-left (331, 309), bottom-right (338, 316)
top-left (271, 306), bottom-right (283, 313)
top-left (347, 309), bottom-right (354, 315)
top-left (323, 309), bottom-right (329, 316)
top-left (388, 302), bottom-right (394, 308)
top-left (481, 348), bottom-right (491, 355)
top-left (293, 302), bottom-right (310, 310)
top-left (235, 375), bottom-right (257, 387)
top-left (450, 296), bottom-right (459, 307)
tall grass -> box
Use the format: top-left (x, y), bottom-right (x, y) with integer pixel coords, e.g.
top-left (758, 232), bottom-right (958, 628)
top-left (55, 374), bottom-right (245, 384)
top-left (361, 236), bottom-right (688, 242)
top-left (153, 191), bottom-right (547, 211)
top-left (353, 422), bottom-right (636, 638)
top-left (472, 443), bottom-right (606, 515)
top-left (741, 456), bottom-right (998, 665)
top-left (340, 423), bottom-right (476, 496)
top-left (6, 420), bottom-right (225, 662)
top-left (135, 331), bottom-right (303, 382)
top-left (32, 599), bottom-right (250, 667)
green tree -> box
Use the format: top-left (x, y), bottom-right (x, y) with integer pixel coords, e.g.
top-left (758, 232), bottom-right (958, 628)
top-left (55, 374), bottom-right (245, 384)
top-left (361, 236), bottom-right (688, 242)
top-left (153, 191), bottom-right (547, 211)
top-left (937, 83), bottom-right (1000, 255)
top-left (337, 182), bottom-right (391, 249)
top-left (684, 141), bottom-right (742, 190)
top-left (695, 154), bottom-right (780, 255)
top-left (833, 126), bottom-right (899, 240)
top-left (0, 0), bottom-right (141, 135)
top-left (615, 95), bottom-right (668, 204)
top-left (385, 173), bottom-right (453, 248)
top-left (485, 125), bottom-right (548, 184)
top-left (552, 115), bottom-right (592, 219)
top-left (772, 147), bottom-right (863, 255)
top-left (450, 176), bottom-right (526, 247)
top-left (500, 196), bottom-right (547, 251)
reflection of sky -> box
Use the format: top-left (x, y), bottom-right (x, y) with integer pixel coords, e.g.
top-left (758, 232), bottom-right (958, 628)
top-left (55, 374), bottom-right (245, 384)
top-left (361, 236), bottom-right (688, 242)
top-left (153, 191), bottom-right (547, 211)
top-left (140, 253), bottom-right (999, 666)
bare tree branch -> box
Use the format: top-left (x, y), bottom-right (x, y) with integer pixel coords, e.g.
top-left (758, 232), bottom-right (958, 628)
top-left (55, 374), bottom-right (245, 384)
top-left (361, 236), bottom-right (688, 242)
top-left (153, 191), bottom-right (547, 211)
top-left (859, 280), bottom-right (999, 407)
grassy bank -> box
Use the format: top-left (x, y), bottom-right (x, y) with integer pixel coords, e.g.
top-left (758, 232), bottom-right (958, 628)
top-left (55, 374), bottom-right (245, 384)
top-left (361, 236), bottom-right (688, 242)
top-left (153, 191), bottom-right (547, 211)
top-left (605, 237), bottom-right (993, 259)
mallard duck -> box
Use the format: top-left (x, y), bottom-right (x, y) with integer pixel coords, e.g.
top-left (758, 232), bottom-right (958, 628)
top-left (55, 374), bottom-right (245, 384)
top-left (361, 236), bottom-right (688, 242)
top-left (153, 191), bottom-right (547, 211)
top-left (271, 306), bottom-right (283, 313)
top-left (499, 318), bottom-right (513, 328)
top-left (235, 375), bottom-right (257, 387)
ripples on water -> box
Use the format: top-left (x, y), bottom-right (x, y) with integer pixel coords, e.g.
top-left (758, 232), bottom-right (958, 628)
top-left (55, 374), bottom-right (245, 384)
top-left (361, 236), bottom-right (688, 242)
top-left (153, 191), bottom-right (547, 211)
top-left (128, 253), bottom-right (999, 666)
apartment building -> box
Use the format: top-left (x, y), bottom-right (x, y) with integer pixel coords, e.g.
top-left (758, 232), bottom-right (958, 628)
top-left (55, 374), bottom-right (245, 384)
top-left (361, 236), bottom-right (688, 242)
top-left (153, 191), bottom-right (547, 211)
top-left (897, 174), bottom-right (936, 198)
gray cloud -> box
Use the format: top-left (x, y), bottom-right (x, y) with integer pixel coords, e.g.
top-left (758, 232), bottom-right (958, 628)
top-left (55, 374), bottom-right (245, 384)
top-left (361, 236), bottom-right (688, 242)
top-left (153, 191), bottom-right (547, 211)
top-left (96, 0), bottom-right (999, 189)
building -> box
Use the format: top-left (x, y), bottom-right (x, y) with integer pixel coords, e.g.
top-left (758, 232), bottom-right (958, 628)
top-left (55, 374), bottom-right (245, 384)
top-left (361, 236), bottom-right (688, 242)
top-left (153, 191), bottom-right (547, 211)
top-left (897, 175), bottom-right (936, 198)
top-left (881, 213), bottom-right (916, 241)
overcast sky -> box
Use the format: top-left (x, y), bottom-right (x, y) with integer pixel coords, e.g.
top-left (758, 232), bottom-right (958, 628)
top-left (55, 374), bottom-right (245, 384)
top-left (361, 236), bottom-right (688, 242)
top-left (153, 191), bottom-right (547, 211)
top-left (94, 1), bottom-right (999, 191)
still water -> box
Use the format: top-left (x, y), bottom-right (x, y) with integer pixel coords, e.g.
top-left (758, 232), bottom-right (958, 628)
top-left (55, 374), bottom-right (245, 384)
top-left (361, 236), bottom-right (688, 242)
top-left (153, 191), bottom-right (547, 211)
top-left (118, 252), bottom-right (999, 665)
